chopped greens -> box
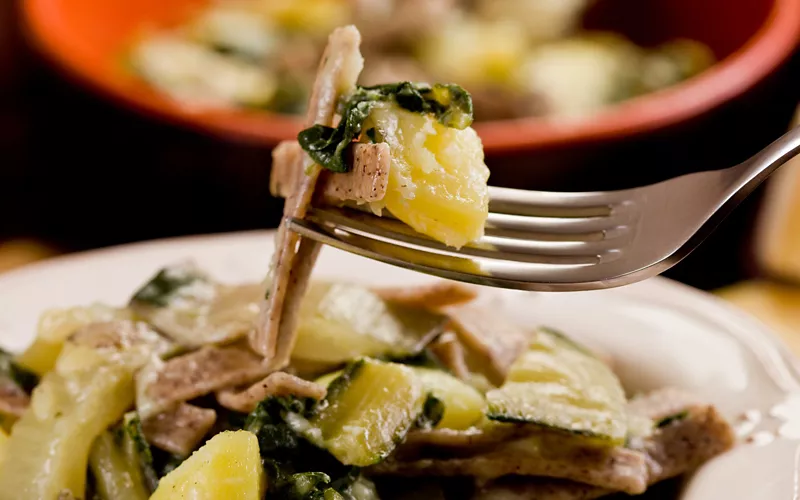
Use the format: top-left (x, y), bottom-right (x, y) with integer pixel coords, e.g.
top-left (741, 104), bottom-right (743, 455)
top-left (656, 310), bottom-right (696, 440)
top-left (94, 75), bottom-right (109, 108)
top-left (118, 412), bottom-right (160, 493)
top-left (242, 360), bottom-right (423, 496)
top-left (244, 396), bottom-right (317, 461)
top-left (297, 82), bottom-right (473, 173)
top-left (130, 263), bottom-right (209, 307)
top-left (244, 397), bottom-right (362, 500)
top-left (387, 348), bottom-right (447, 371)
top-left (284, 472), bottom-right (333, 498)
top-left (414, 395), bottom-right (446, 431)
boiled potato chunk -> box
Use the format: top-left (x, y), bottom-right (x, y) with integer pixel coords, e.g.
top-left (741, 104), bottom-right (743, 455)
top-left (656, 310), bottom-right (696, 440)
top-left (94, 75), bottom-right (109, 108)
top-left (366, 103), bottom-right (490, 248)
top-left (254, 0), bottom-right (349, 36)
top-left (515, 35), bottom-right (641, 119)
top-left (150, 430), bottom-right (265, 500)
top-left (420, 18), bottom-right (528, 87)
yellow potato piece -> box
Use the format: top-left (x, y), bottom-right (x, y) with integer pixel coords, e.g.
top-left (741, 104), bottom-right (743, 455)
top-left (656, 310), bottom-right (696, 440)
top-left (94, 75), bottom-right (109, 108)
top-left (420, 18), bottom-right (528, 87)
top-left (367, 104), bottom-right (490, 248)
top-left (254, 0), bottom-right (348, 36)
top-left (151, 430), bottom-right (265, 500)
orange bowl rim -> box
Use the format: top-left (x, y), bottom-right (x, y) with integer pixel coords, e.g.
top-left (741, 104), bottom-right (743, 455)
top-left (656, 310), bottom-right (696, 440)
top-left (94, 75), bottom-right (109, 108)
top-left (21, 0), bottom-right (800, 152)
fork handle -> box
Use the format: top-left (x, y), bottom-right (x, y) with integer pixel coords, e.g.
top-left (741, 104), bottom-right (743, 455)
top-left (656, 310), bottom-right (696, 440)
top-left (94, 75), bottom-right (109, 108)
top-left (736, 124), bottom-right (800, 192)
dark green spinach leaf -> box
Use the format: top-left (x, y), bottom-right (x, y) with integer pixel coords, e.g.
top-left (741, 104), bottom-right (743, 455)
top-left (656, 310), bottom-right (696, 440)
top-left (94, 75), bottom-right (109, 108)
top-left (245, 396), bottom-right (364, 500)
top-left (414, 394), bottom-right (445, 431)
top-left (130, 263), bottom-right (208, 307)
top-left (297, 82), bottom-right (473, 173)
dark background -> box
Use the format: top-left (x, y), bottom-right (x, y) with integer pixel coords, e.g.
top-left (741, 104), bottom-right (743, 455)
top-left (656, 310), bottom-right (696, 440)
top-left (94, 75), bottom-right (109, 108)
top-left (0, 0), bottom-right (798, 291)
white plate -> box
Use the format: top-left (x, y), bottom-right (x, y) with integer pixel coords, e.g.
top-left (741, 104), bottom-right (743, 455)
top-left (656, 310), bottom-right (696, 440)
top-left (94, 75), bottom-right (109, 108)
top-left (1, 231), bottom-right (799, 499)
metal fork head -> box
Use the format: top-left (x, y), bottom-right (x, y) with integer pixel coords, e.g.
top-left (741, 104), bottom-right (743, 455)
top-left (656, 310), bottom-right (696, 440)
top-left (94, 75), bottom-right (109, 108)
top-left (286, 165), bottom-right (751, 292)
top-left (286, 124), bottom-right (800, 291)
top-left (284, 184), bottom-right (643, 291)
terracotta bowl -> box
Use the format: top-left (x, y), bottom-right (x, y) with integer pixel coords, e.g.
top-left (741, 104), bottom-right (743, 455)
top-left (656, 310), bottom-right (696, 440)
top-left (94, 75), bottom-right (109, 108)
top-left (22, 0), bottom-right (800, 189)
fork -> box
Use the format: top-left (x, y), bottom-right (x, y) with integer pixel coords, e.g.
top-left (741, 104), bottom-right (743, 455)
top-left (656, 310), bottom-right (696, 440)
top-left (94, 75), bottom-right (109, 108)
top-left (287, 125), bottom-right (800, 292)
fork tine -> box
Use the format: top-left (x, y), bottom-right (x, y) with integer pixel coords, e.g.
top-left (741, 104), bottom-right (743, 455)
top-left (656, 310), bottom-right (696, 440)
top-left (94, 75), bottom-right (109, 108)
top-left (288, 217), bottom-right (607, 291)
top-left (488, 186), bottom-right (629, 217)
top-left (312, 205), bottom-right (631, 245)
top-left (305, 208), bottom-right (623, 260)
top-left (340, 195), bottom-right (634, 237)
top-left (486, 211), bottom-right (632, 237)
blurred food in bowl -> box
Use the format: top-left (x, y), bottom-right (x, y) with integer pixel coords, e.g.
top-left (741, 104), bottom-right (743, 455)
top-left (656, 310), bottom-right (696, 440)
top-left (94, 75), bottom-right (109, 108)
top-left (753, 107), bottom-right (800, 283)
top-left (128, 0), bottom-right (714, 122)
top-left (23, 0), bottom-right (799, 157)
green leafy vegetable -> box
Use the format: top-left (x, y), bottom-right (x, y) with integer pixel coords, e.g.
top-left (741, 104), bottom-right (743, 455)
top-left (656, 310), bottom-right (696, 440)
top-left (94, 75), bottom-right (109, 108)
top-left (284, 472), bottom-right (332, 498)
top-left (415, 395), bottom-right (446, 430)
top-left (118, 412), bottom-right (160, 493)
top-left (388, 348), bottom-right (447, 371)
top-left (130, 263), bottom-right (208, 307)
top-left (245, 396), bottom-right (315, 461)
top-left (297, 82), bottom-right (473, 173)
top-left (0, 348), bottom-right (39, 393)
top-left (244, 397), bottom-right (364, 500)
top-left (280, 471), bottom-right (363, 500)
